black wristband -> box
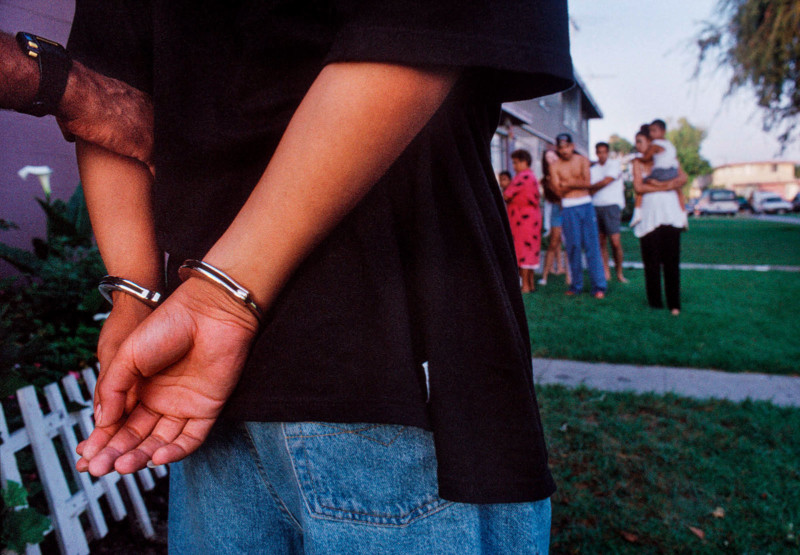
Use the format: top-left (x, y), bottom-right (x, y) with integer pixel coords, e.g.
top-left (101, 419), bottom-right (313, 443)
top-left (16, 32), bottom-right (73, 117)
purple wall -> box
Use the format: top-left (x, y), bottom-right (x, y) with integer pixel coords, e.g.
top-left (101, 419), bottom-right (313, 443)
top-left (1, 0), bottom-right (78, 278)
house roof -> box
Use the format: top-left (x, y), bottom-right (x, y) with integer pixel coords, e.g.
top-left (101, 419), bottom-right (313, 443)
top-left (713, 160), bottom-right (798, 171)
top-left (573, 70), bottom-right (602, 120)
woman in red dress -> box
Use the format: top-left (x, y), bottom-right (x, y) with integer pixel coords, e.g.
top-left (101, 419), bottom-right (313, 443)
top-left (504, 149), bottom-right (542, 293)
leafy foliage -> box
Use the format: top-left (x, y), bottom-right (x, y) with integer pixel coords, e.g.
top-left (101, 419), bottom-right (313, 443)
top-left (0, 481), bottom-right (50, 554)
top-left (665, 117), bottom-right (713, 189)
top-left (697, 0), bottom-right (800, 146)
top-left (0, 185), bottom-right (106, 397)
top-left (608, 134), bottom-right (634, 156)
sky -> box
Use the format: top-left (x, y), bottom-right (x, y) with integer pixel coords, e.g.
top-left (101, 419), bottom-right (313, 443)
top-left (567, 0), bottom-right (800, 167)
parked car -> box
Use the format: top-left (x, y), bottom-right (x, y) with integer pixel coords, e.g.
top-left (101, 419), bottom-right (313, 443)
top-left (736, 196), bottom-right (753, 213)
top-left (758, 196), bottom-right (793, 215)
top-left (792, 193), bottom-right (800, 212)
top-left (694, 189), bottom-right (738, 216)
top-left (752, 192), bottom-right (793, 214)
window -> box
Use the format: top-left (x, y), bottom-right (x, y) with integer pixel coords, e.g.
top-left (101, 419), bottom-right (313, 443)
top-left (538, 93), bottom-right (558, 111)
top-left (710, 190), bottom-right (735, 201)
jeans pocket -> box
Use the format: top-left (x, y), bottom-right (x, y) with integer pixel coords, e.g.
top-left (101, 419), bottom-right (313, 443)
top-left (282, 422), bottom-right (450, 526)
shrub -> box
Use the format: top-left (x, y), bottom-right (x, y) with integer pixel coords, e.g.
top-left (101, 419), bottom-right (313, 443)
top-left (0, 184), bottom-right (106, 397)
top-left (0, 481), bottom-right (50, 554)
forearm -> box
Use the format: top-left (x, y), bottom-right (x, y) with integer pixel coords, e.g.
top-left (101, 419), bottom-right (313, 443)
top-left (0, 31), bottom-right (39, 110)
top-left (636, 180), bottom-right (683, 194)
top-left (636, 183), bottom-right (670, 193)
top-left (76, 140), bottom-right (162, 292)
top-left (548, 173), bottom-right (562, 197)
top-left (591, 177), bottom-right (614, 191)
top-left (204, 62), bottom-right (457, 310)
top-left (643, 169), bottom-right (687, 193)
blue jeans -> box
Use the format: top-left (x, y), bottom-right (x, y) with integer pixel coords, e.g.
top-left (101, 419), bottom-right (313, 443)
top-left (169, 420), bottom-right (551, 554)
top-left (561, 202), bottom-right (607, 294)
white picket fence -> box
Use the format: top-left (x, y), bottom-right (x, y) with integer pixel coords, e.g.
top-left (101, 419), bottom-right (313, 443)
top-left (0, 366), bottom-right (167, 555)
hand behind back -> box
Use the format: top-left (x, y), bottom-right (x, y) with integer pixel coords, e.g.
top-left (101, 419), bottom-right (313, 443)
top-left (76, 278), bottom-right (259, 476)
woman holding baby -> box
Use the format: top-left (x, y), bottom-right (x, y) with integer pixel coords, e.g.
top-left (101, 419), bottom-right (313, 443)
top-left (632, 123), bottom-right (688, 315)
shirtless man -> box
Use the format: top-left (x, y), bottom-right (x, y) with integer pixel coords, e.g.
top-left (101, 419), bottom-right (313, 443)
top-left (549, 133), bottom-right (607, 298)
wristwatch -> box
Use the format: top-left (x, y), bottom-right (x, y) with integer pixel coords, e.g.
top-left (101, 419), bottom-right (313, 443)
top-left (15, 32), bottom-right (73, 117)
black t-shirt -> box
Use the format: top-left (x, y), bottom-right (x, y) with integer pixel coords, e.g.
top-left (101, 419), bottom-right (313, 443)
top-left (69, 0), bottom-right (572, 503)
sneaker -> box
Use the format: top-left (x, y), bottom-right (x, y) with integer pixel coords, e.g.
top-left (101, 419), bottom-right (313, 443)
top-left (593, 291), bottom-right (605, 299)
top-left (537, 278), bottom-right (547, 285)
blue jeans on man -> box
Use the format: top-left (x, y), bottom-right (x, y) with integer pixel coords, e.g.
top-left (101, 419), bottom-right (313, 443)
top-left (561, 201), bottom-right (607, 294)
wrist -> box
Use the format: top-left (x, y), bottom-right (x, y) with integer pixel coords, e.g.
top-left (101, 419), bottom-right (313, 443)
top-left (99, 275), bottom-right (163, 309)
top-left (201, 249), bottom-right (277, 314)
top-left (14, 32), bottom-right (72, 117)
top-left (108, 290), bottom-right (156, 313)
top-left (0, 33), bottom-right (39, 111)
top-left (179, 275), bottom-right (260, 332)
top-left (178, 259), bottom-right (263, 322)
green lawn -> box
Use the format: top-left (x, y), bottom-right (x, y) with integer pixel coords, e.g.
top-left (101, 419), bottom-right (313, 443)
top-left (619, 217), bottom-right (800, 266)
top-left (528, 217), bottom-right (800, 373)
top-left (540, 385), bottom-right (800, 553)
top-left (525, 269), bottom-right (800, 374)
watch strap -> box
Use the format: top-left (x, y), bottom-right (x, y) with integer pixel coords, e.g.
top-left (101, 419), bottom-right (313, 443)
top-left (16, 32), bottom-right (73, 117)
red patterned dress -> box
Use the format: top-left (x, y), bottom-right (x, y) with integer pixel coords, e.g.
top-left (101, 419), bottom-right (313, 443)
top-left (504, 168), bottom-right (542, 269)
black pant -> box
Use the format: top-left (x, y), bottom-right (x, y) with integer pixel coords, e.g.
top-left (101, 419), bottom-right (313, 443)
top-left (639, 225), bottom-right (681, 310)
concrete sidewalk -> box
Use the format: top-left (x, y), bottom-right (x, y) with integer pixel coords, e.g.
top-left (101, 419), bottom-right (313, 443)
top-left (618, 260), bottom-right (800, 272)
top-left (533, 358), bottom-right (800, 407)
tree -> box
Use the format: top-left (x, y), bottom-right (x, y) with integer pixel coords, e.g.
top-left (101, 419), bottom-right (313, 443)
top-left (607, 134), bottom-right (634, 156)
top-left (666, 118), bottom-right (713, 192)
top-left (696, 0), bottom-right (800, 146)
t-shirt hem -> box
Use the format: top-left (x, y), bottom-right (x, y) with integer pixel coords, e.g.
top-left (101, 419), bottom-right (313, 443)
top-left (437, 472), bottom-right (557, 504)
top-left (221, 399), bottom-right (432, 431)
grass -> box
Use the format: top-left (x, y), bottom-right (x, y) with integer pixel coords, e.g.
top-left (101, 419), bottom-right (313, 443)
top-left (525, 269), bottom-right (800, 374)
top-left (540, 385), bottom-right (800, 553)
top-left (619, 217), bottom-right (800, 266)
top-left (528, 217), bottom-right (800, 374)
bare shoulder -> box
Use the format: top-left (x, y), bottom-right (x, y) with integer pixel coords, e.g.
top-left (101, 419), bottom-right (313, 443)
top-left (567, 153), bottom-right (587, 173)
top-left (550, 157), bottom-right (565, 172)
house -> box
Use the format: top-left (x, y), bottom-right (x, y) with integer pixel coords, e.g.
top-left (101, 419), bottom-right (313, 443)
top-left (708, 161), bottom-right (799, 201)
top-left (492, 72), bottom-right (603, 179)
